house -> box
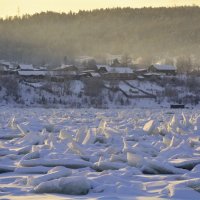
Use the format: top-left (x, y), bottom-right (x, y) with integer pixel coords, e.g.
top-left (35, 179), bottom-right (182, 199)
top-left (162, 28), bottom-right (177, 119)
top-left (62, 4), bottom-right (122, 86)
top-left (0, 61), bottom-right (18, 74)
top-left (18, 64), bottom-right (34, 71)
top-left (99, 66), bottom-right (136, 80)
top-left (49, 65), bottom-right (79, 79)
top-left (0, 62), bottom-right (10, 71)
top-left (148, 64), bottom-right (177, 75)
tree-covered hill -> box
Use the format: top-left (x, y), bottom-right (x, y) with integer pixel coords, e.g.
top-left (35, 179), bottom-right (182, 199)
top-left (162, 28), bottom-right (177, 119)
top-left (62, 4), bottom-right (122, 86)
top-left (0, 6), bottom-right (200, 65)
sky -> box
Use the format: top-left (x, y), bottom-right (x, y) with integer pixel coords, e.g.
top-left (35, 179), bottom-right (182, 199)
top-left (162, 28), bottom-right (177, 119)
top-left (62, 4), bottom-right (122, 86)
top-left (0, 0), bottom-right (200, 18)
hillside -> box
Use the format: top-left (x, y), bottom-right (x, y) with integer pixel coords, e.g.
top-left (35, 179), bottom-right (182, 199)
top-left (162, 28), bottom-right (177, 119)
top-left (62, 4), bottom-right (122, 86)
top-left (0, 7), bottom-right (200, 64)
top-left (0, 75), bottom-right (199, 108)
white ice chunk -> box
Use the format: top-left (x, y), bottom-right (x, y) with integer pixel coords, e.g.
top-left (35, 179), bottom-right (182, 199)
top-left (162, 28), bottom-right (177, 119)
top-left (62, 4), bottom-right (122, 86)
top-left (34, 176), bottom-right (90, 195)
top-left (15, 166), bottom-right (51, 174)
top-left (19, 158), bottom-right (93, 168)
top-left (143, 120), bottom-right (159, 134)
top-left (94, 159), bottom-right (126, 171)
top-left (127, 152), bottom-right (145, 168)
top-left (28, 166), bottom-right (72, 186)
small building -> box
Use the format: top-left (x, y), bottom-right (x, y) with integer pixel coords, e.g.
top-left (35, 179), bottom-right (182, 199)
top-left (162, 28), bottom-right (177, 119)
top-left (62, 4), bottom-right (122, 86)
top-left (0, 61), bottom-right (18, 74)
top-left (148, 64), bottom-right (177, 75)
top-left (54, 65), bottom-right (78, 76)
top-left (102, 66), bottom-right (136, 80)
top-left (0, 62), bottom-right (10, 71)
top-left (18, 64), bottom-right (34, 71)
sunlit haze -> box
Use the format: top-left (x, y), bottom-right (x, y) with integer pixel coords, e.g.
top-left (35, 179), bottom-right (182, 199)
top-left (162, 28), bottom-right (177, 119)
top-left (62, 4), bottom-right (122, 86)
top-left (0, 0), bottom-right (200, 18)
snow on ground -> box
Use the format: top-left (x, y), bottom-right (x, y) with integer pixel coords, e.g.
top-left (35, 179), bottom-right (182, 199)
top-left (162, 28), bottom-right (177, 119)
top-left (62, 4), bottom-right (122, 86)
top-left (0, 108), bottom-right (200, 199)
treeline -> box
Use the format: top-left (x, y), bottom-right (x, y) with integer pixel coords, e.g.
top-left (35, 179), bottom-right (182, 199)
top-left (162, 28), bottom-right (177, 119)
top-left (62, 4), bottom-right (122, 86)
top-left (0, 6), bottom-right (200, 65)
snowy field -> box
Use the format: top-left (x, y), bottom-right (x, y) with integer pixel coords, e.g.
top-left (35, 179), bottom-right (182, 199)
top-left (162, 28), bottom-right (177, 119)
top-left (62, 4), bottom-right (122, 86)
top-left (0, 108), bottom-right (200, 200)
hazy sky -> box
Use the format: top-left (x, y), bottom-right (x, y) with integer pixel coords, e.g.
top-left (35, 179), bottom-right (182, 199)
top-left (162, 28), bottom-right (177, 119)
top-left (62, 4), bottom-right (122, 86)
top-left (0, 0), bottom-right (199, 18)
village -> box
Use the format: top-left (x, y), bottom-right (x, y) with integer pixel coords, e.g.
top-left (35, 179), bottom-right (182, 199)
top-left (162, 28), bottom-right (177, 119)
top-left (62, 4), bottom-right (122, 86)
top-left (0, 55), bottom-right (199, 108)
top-left (0, 55), bottom-right (177, 81)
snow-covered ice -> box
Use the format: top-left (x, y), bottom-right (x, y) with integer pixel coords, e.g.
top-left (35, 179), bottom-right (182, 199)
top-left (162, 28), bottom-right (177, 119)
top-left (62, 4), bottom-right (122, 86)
top-left (0, 108), bottom-right (200, 199)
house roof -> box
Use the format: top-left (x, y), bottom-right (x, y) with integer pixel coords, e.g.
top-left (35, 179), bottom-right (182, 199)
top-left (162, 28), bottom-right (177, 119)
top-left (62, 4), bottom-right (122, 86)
top-left (19, 64), bottom-right (34, 70)
top-left (18, 70), bottom-right (47, 76)
top-left (110, 67), bottom-right (133, 74)
top-left (97, 65), bottom-right (133, 74)
top-left (153, 64), bottom-right (177, 71)
top-left (0, 61), bottom-right (14, 69)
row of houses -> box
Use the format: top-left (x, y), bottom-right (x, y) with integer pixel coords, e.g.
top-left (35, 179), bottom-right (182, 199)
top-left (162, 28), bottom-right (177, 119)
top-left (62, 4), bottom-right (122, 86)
top-left (0, 60), bottom-right (177, 80)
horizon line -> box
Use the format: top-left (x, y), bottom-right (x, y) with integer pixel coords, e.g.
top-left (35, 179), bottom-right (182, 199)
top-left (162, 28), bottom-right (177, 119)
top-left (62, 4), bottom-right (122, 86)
top-left (1, 5), bottom-right (199, 19)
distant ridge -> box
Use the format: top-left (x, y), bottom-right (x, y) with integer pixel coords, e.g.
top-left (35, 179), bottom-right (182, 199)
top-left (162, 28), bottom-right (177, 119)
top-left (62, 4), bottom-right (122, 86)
top-left (0, 6), bottom-right (200, 64)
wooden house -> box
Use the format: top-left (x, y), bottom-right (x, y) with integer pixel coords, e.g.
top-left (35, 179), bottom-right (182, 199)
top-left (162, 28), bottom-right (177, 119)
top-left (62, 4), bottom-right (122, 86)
top-left (148, 64), bottom-right (177, 75)
top-left (101, 66), bottom-right (136, 80)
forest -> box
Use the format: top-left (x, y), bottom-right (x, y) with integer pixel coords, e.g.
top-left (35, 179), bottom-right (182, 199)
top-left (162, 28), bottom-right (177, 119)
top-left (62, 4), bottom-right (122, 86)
top-left (0, 6), bottom-right (200, 65)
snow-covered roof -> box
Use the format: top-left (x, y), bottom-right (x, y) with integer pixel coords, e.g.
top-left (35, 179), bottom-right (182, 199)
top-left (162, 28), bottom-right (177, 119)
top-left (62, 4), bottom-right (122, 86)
top-left (108, 67), bottom-right (133, 74)
top-left (0, 65), bottom-right (9, 71)
top-left (18, 70), bottom-right (47, 76)
top-left (39, 66), bottom-right (47, 70)
top-left (153, 64), bottom-right (177, 71)
top-left (19, 64), bottom-right (34, 70)
top-left (97, 65), bottom-right (133, 74)
top-left (0, 61), bottom-right (14, 69)
top-left (0, 61), bottom-right (10, 66)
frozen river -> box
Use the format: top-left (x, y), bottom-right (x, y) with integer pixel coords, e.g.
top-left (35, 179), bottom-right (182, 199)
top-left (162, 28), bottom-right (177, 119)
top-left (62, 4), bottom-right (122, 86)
top-left (0, 108), bottom-right (200, 199)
